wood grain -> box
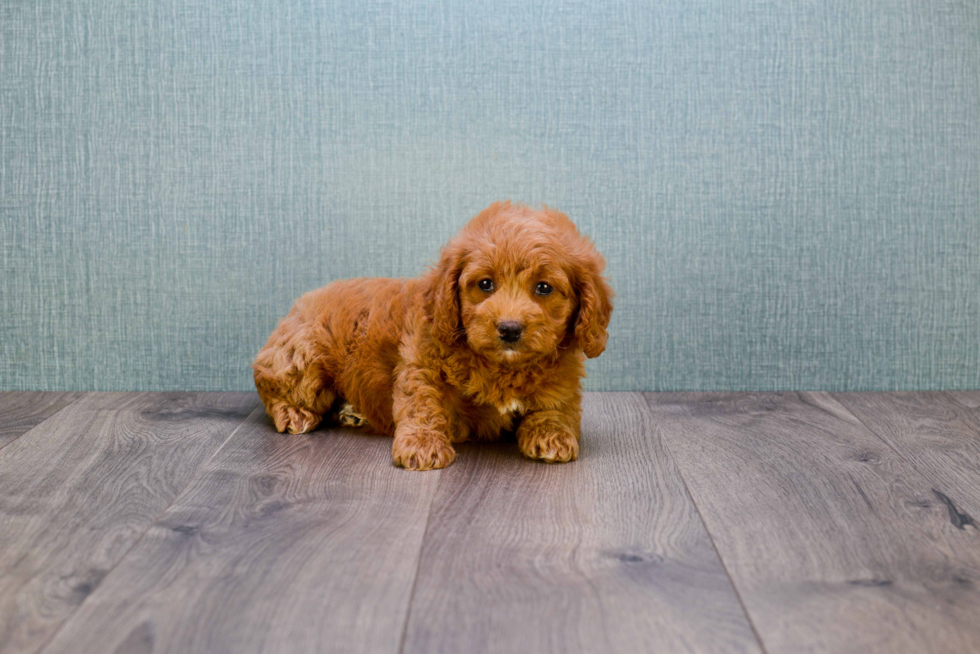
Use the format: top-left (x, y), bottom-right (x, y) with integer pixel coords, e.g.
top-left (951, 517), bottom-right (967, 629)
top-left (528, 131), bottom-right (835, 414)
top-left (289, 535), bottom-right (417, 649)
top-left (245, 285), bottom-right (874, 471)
top-left (833, 391), bottom-right (980, 518)
top-left (645, 392), bottom-right (980, 654)
top-left (0, 392), bottom-right (258, 654)
top-left (402, 392), bottom-right (761, 654)
top-left (40, 407), bottom-right (442, 654)
top-left (945, 391), bottom-right (980, 409)
top-left (0, 392), bottom-right (82, 451)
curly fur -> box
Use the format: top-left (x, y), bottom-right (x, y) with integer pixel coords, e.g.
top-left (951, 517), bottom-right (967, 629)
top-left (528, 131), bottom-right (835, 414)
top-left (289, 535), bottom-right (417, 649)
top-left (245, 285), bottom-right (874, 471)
top-left (252, 202), bottom-right (614, 470)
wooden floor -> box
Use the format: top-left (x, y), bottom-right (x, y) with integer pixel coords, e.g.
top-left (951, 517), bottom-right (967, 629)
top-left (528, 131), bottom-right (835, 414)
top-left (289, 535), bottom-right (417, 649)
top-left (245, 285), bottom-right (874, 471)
top-left (1, 392), bottom-right (978, 654)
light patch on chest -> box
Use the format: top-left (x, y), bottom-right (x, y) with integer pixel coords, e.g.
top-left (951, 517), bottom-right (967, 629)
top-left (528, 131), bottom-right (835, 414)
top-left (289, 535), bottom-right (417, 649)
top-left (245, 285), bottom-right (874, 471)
top-left (497, 399), bottom-right (524, 415)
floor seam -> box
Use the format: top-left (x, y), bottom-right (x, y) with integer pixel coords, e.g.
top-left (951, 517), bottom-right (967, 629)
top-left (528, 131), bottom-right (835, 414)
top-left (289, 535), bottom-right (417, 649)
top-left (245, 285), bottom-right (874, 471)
top-left (0, 392), bottom-right (86, 456)
top-left (396, 469), bottom-right (443, 654)
top-left (825, 392), bottom-right (952, 494)
top-left (641, 392), bottom-right (771, 654)
top-left (33, 396), bottom-right (262, 654)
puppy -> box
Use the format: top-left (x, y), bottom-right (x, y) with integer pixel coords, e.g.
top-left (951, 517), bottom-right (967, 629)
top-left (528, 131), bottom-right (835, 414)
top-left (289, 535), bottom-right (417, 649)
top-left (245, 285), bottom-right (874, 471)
top-left (252, 201), bottom-right (613, 470)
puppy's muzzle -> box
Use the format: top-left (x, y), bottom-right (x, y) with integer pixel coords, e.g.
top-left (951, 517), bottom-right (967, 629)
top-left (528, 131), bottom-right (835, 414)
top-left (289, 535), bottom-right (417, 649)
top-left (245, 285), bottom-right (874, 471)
top-left (497, 321), bottom-right (523, 343)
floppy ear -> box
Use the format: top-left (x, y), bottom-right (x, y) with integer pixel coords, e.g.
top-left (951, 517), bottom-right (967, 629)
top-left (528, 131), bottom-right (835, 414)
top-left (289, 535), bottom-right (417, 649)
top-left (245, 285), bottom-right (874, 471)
top-left (425, 239), bottom-right (467, 344)
top-left (574, 250), bottom-right (614, 359)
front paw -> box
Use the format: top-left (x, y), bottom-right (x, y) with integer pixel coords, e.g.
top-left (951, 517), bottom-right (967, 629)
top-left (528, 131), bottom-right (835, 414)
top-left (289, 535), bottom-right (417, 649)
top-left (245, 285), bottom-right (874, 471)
top-left (518, 428), bottom-right (579, 463)
top-left (392, 429), bottom-right (456, 471)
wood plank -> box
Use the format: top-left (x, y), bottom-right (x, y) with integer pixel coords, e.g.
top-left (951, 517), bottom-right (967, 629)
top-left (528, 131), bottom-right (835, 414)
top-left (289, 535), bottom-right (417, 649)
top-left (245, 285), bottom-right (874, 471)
top-left (0, 392), bottom-right (83, 451)
top-left (0, 392), bottom-right (258, 654)
top-left (645, 392), bottom-right (980, 654)
top-left (833, 391), bottom-right (980, 517)
top-left (40, 407), bottom-right (441, 654)
top-left (945, 391), bottom-right (980, 409)
top-left (402, 392), bottom-right (762, 654)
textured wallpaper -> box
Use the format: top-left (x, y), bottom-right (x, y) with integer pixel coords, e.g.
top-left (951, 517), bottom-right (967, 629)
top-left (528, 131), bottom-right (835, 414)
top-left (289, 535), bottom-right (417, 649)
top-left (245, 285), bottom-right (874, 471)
top-left (1, 0), bottom-right (978, 391)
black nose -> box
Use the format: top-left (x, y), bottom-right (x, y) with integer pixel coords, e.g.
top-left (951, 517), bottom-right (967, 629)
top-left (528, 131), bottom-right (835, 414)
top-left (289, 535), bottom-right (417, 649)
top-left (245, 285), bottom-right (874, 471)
top-left (497, 321), bottom-right (523, 343)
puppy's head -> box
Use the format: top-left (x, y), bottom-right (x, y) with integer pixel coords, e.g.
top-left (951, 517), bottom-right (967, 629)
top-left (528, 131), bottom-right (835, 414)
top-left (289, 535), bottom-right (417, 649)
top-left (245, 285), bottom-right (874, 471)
top-left (427, 202), bottom-right (614, 364)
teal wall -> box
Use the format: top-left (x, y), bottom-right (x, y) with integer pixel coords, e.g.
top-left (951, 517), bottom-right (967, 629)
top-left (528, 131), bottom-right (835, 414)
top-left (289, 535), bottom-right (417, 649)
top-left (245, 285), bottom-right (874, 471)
top-left (2, 1), bottom-right (979, 391)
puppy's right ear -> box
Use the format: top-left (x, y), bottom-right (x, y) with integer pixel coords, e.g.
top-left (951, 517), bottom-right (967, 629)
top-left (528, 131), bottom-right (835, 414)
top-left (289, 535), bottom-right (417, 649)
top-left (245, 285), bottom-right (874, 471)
top-left (425, 239), bottom-right (467, 344)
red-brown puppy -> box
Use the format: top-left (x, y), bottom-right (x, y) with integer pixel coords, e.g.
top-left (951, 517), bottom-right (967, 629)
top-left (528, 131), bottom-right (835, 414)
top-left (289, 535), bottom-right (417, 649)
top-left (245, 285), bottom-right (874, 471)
top-left (253, 202), bottom-right (614, 470)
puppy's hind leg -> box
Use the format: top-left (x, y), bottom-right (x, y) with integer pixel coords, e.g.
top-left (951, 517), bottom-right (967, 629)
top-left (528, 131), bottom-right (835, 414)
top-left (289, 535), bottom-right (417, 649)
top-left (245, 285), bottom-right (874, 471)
top-left (253, 319), bottom-right (336, 435)
top-left (255, 364), bottom-right (335, 435)
top-left (336, 402), bottom-right (369, 428)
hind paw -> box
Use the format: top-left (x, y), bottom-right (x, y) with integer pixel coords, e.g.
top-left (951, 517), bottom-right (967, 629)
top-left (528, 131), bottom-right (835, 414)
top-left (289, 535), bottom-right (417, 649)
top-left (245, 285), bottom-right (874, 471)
top-left (337, 402), bottom-right (369, 428)
top-left (270, 404), bottom-right (321, 434)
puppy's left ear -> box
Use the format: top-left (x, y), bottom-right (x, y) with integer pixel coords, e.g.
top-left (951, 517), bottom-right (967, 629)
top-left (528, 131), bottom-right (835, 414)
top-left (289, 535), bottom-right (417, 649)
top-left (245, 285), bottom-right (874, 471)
top-left (574, 248), bottom-right (614, 359)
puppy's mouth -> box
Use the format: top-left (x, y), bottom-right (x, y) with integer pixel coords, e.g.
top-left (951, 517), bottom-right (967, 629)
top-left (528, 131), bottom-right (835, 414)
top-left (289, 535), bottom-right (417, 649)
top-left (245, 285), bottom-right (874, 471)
top-left (463, 323), bottom-right (542, 364)
top-left (498, 340), bottom-right (542, 364)
top-left (501, 346), bottom-right (522, 361)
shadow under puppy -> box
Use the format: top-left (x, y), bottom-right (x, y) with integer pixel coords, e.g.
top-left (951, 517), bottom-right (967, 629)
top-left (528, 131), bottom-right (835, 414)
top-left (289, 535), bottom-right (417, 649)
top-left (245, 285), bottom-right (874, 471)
top-left (253, 202), bottom-right (614, 470)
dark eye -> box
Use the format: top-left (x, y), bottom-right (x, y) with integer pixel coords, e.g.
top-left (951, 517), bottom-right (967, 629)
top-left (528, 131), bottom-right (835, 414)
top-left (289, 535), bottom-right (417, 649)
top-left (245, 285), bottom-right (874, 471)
top-left (535, 282), bottom-right (553, 296)
top-left (478, 278), bottom-right (494, 292)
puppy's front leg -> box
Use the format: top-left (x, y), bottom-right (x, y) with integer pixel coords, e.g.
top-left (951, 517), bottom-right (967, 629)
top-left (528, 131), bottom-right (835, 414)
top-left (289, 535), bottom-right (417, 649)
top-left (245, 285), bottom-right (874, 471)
top-left (391, 366), bottom-right (457, 471)
top-left (517, 393), bottom-right (582, 463)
